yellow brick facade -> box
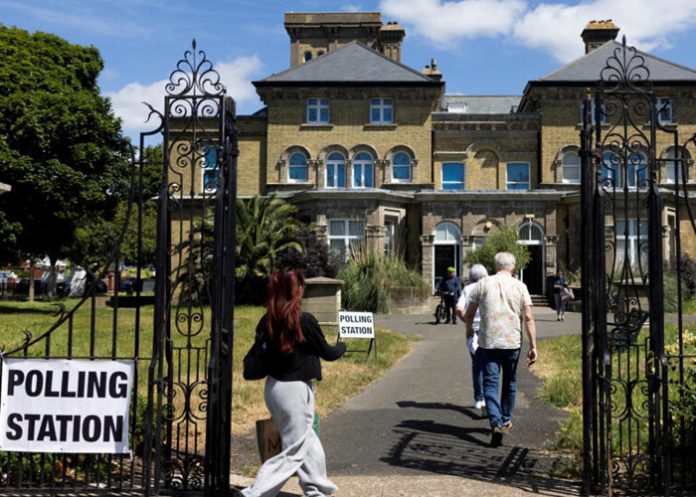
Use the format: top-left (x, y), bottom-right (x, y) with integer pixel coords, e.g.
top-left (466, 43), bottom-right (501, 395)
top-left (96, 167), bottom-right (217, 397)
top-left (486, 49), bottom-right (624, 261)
top-left (168, 12), bottom-right (696, 294)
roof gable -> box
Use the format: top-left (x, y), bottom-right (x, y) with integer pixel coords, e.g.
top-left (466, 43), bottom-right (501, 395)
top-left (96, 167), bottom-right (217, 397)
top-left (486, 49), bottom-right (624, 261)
top-left (540, 40), bottom-right (696, 82)
top-left (258, 42), bottom-right (435, 84)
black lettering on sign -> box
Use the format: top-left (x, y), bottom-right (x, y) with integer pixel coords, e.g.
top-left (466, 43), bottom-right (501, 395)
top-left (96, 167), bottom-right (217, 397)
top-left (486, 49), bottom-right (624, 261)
top-left (87, 372), bottom-right (107, 398)
top-left (60, 371), bottom-right (76, 397)
top-left (82, 415), bottom-right (101, 442)
top-left (103, 416), bottom-right (124, 442)
top-left (37, 415), bottom-right (57, 441)
top-left (109, 372), bottom-right (128, 398)
top-left (24, 413), bottom-right (40, 439)
top-left (7, 370), bottom-right (24, 395)
top-left (5, 413), bottom-right (23, 440)
top-left (55, 414), bottom-right (72, 442)
top-left (25, 370), bottom-right (43, 397)
top-left (44, 371), bottom-right (60, 397)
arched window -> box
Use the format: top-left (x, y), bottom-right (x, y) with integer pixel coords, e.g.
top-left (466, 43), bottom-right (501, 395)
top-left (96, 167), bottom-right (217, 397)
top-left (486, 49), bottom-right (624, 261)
top-left (435, 222), bottom-right (460, 243)
top-left (353, 152), bottom-right (374, 188)
top-left (326, 152), bottom-right (346, 188)
top-left (288, 152), bottom-right (308, 182)
top-left (601, 150), bottom-right (648, 189)
top-left (518, 222), bottom-right (544, 244)
top-left (303, 51), bottom-right (312, 62)
top-left (562, 151), bottom-right (581, 184)
top-left (392, 152), bottom-right (412, 182)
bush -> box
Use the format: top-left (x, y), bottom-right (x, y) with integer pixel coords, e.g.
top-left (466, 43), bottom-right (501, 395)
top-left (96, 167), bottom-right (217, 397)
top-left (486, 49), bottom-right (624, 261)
top-left (338, 253), bottom-right (430, 313)
top-left (276, 226), bottom-right (340, 278)
top-left (680, 254), bottom-right (696, 300)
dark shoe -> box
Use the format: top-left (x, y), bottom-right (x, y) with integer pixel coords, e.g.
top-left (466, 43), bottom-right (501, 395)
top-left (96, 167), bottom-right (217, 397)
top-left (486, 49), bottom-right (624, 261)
top-left (490, 426), bottom-right (504, 447)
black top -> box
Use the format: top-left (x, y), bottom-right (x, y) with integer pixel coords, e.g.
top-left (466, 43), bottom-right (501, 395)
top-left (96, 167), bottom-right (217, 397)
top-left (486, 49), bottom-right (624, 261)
top-left (553, 276), bottom-right (566, 294)
top-left (255, 312), bottom-right (346, 382)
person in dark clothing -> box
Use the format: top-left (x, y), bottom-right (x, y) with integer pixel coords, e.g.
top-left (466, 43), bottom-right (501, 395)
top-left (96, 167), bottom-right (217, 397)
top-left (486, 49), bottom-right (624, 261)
top-left (240, 268), bottom-right (345, 497)
top-left (553, 270), bottom-right (567, 321)
top-left (437, 266), bottom-right (461, 324)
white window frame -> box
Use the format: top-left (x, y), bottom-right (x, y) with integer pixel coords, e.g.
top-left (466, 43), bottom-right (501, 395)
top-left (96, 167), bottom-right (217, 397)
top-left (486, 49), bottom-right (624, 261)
top-left (614, 218), bottom-right (648, 271)
top-left (201, 145), bottom-right (219, 193)
top-left (562, 151), bottom-right (581, 184)
top-left (352, 152), bottom-right (374, 188)
top-left (441, 162), bottom-right (465, 190)
top-left (325, 152), bottom-right (346, 188)
top-left (370, 98), bottom-right (393, 124)
top-left (506, 162), bottom-right (530, 191)
top-left (657, 97), bottom-right (673, 125)
top-left (288, 152), bottom-right (309, 183)
top-left (391, 152), bottom-right (412, 183)
top-left (580, 99), bottom-right (607, 125)
top-left (664, 148), bottom-right (688, 184)
top-left (328, 219), bottom-right (365, 262)
top-left (306, 98), bottom-right (329, 124)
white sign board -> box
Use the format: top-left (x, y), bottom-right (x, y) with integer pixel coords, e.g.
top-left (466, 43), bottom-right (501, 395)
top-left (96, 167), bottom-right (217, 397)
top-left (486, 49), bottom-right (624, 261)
top-left (338, 311), bottom-right (375, 338)
top-left (0, 359), bottom-right (133, 454)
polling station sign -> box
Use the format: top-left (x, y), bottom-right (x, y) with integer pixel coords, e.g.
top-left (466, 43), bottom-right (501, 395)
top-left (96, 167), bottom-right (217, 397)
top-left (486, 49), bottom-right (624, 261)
top-left (0, 359), bottom-right (133, 454)
top-left (338, 311), bottom-right (375, 338)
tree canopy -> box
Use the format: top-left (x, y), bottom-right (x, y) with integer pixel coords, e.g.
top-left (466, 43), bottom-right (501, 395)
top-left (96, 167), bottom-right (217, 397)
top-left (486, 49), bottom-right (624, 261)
top-left (0, 25), bottom-right (131, 263)
top-left (464, 224), bottom-right (530, 275)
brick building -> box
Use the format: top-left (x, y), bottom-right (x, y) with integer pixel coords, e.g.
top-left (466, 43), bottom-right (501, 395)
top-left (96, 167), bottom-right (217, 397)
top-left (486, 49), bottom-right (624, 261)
top-left (230, 13), bottom-right (696, 294)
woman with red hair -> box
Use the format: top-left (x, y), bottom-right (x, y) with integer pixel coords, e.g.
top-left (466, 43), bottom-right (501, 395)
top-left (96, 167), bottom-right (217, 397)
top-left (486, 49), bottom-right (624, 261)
top-left (240, 268), bottom-right (346, 497)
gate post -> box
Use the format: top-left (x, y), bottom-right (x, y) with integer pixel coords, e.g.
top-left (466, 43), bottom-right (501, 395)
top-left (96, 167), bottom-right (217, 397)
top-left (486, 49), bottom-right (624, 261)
top-left (205, 96), bottom-right (238, 496)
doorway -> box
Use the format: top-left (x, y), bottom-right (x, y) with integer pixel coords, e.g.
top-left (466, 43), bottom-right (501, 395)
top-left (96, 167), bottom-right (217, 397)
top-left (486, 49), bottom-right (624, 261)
top-left (433, 222), bottom-right (461, 289)
top-left (518, 221), bottom-right (545, 295)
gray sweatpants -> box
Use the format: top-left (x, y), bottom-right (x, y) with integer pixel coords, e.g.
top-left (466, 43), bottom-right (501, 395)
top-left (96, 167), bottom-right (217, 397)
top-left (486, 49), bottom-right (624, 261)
top-left (241, 377), bottom-right (338, 497)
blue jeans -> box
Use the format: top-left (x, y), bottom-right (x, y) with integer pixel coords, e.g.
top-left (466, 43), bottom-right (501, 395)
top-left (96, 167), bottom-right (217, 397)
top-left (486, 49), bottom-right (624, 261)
top-left (469, 347), bottom-right (484, 402)
top-left (478, 347), bottom-right (521, 429)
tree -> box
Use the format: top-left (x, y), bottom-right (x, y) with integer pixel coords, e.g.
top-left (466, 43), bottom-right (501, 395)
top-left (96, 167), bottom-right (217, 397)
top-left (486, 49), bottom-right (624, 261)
top-left (0, 25), bottom-right (131, 263)
top-left (465, 224), bottom-right (530, 275)
top-left (235, 196), bottom-right (304, 303)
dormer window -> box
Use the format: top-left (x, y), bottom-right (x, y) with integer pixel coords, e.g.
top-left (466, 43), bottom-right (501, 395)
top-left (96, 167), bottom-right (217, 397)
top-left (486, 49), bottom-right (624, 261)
top-left (370, 98), bottom-right (393, 124)
top-left (306, 98), bottom-right (329, 124)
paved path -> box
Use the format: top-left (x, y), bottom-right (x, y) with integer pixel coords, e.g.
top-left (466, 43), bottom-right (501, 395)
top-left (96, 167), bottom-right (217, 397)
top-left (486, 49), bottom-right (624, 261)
top-left (234, 307), bottom-right (585, 496)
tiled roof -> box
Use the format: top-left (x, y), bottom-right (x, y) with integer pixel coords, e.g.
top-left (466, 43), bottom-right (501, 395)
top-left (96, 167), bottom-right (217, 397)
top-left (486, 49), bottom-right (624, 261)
top-left (441, 95), bottom-right (521, 114)
top-left (540, 40), bottom-right (696, 82)
top-left (258, 41), bottom-right (436, 84)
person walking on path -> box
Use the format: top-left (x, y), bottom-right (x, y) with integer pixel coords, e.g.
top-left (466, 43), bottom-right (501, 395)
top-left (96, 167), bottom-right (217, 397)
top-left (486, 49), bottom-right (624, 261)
top-left (240, 268), bottom-right (346, 497)
top-left (456, 263), bottom-right (489, 418)
top-left (437, 266), bottom-right (461, 324)
top-left (552, 270), bottom-right (567, 321)
top-left (462, 252), bottom-right (538, 447)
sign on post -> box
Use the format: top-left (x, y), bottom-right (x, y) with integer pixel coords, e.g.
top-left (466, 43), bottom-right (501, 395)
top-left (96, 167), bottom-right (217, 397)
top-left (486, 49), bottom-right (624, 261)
top-left (0, 359), bottom-right (134, 454)
top-left (338, 311), bottom-right (377, 358)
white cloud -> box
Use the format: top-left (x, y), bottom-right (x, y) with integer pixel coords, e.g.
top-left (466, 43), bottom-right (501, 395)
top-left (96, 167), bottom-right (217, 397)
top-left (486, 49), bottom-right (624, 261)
top-left (380, 0), bottom-right (696, 61)
top-left (341, 3), bottom-right (363, 12)
top-left (380, 0), bottom-right (527, 46)
top-left (106, 55), bottom-right (263, 137)
top-left (514, 0), bottom-right (696, 62)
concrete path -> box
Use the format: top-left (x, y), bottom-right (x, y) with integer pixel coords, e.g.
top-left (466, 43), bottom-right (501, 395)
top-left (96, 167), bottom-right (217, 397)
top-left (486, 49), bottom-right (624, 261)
top-left (233, 307), bottom-right (584, 496)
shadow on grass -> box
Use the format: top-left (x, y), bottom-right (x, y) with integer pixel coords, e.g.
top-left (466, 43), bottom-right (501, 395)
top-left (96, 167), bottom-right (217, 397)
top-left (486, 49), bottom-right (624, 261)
top-left (0, 302), bottom-right (63, 315)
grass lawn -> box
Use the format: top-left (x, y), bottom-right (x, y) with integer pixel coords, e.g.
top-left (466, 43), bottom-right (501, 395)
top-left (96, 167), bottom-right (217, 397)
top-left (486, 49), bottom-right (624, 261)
top-left (534, 319), bottom-right (696, 478)
top-left (0, 300), bottom-right (416, 461)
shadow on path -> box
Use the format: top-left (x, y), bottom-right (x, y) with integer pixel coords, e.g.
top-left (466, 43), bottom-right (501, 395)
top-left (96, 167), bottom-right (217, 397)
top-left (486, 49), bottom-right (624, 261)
top-left (381, 402), bottom-right (580, 496)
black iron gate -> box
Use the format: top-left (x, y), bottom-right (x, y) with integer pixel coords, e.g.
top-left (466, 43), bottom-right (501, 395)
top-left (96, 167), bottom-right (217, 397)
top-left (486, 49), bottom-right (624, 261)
top-left (581, 38), bottom-right (696, 496)
top-left (0, 42), bottom-right (237, 496)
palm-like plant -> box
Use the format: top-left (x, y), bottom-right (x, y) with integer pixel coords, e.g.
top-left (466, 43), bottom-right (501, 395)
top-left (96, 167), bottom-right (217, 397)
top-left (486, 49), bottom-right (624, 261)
top-left (235, 196), bottom-right (304, 281)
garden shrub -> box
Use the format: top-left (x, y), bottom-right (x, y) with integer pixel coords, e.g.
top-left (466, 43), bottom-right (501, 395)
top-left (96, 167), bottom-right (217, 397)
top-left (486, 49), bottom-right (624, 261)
top-left (338, 253), bottom-right (430, 313)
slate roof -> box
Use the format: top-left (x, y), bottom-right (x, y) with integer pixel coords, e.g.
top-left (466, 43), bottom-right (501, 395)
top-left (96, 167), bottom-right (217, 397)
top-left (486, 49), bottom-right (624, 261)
top-left (441, 95), bottom-right (521, 114)
top-left (256, 42), bottom-right (438, 85)
top-left (540, 40), bottom-right (696, 82)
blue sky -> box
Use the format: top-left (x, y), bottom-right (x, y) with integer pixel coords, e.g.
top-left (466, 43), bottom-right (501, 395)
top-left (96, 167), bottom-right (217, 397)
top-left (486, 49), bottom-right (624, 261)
top-left (3, 0), bottom-right (696, 139)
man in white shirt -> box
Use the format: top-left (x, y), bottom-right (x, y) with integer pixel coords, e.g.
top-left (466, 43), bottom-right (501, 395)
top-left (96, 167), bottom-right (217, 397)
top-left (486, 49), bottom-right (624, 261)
top-left (462, 252), bottom-right (538, 447)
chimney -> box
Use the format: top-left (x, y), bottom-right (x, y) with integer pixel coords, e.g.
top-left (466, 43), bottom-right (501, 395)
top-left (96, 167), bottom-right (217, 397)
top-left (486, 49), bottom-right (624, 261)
top-left (581, 20), bottom-right (619, 53)
top-left (379, 21), bottom-right (406, 62)
top-left (422, 58), bottom-right (442, 81)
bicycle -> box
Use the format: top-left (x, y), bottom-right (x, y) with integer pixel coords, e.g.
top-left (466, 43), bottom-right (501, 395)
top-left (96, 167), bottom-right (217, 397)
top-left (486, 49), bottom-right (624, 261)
top-left (434, 291), bottom-right (451, 324)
